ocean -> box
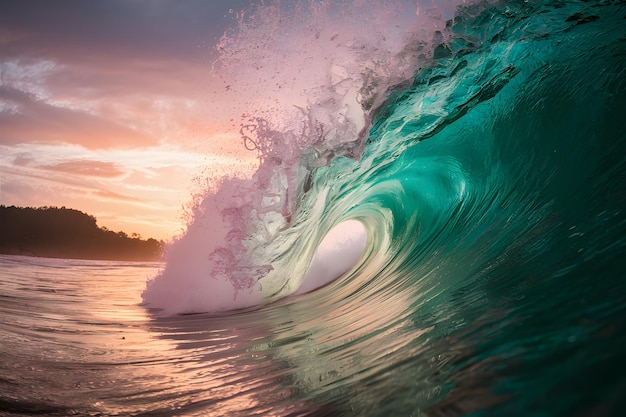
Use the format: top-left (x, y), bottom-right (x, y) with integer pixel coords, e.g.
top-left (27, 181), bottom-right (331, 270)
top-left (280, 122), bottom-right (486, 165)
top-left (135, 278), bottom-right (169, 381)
top-left (2, 0), bottom-right (625, 415)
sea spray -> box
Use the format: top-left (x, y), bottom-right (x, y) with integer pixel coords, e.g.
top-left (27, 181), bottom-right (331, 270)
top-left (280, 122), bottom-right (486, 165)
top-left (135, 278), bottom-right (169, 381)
top-left (4, 1), bottom-right (625, 415)
top-left (142, 0), bottom-right (470, 315)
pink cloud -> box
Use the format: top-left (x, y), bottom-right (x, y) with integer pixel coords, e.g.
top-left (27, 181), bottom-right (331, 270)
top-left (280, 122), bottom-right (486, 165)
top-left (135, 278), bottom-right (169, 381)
top-left (39, 160), bottom-right (124, 178)
top-left (91, 189), bottom-right (144, 204)
top-left (12, 153), bottom-right (34, 166)
top-left (0, 85), bottom-right (157, 149)
top-left (1, 164), bottom-right (146, 206)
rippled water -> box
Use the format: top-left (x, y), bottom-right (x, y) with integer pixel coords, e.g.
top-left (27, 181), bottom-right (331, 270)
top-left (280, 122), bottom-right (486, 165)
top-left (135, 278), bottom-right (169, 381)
top-left (2, 0), bottom-right (626, 416)
top-left (1, 228), bottom-right (624, 416)
top-left (0, 255), bottom-right (445, 416)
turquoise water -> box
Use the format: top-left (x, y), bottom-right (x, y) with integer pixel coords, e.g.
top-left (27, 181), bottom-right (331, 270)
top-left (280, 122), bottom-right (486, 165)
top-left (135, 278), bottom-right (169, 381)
top-left (2, 1), bottom-right (625, 415)
top-left (304, 2), bottom-right (626, 413)
top-left (275, 2), bottom-right (626, 414)
top-left (144, 0), bottom-right (624, 414)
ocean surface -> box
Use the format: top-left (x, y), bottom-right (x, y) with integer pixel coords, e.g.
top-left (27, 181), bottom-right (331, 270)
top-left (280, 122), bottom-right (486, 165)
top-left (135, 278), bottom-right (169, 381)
top-left (2, 0), bottom-right (626, 415)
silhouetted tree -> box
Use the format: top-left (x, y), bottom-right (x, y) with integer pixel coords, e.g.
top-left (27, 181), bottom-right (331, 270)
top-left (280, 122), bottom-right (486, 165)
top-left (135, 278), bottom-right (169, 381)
top-left (0, 205), bottom-right (164, 261)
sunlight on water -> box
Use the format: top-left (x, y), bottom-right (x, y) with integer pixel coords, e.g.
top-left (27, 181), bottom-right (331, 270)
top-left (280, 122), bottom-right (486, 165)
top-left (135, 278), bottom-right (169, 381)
top-left (1, 0), bottom-right (625, 415)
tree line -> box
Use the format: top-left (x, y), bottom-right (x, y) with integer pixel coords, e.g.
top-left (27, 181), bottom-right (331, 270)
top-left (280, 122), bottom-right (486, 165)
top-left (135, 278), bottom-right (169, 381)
top-left (0, 205), bottom-right (164, 261)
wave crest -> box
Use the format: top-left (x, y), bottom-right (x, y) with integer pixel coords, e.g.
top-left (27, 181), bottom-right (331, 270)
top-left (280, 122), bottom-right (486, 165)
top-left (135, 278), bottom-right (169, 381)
top-left (143, 0), bottom-right (468, 315)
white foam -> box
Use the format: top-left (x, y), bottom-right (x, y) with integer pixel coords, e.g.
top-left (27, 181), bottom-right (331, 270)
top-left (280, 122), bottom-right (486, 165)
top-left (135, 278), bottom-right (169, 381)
top-left (143, 0), bottom-right (468, 314)
top-left (295, 219), bottom-right (367, 295)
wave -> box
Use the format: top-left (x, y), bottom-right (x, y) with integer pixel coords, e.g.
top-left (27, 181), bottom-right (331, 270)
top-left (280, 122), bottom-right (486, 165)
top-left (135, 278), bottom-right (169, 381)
top-left (1, 2), bottom-right (624, 416)
top-left (142, 0), bottom-right (626, 321)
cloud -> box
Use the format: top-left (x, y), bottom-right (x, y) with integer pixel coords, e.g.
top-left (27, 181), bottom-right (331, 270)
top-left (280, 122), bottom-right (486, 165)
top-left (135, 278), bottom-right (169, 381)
top-left (12, 153), bottom-right (34, 166)
top-left (0, 1), bottom-right (249, 63)
top-left (0, 0), bottom-right (258, 240)
top-left (0, 0), bottom-right (251, 150)
top-left (0, 85), bottom-right (157, 149)
top-left (39, 160), bottom-right (125, 178)
top-left (0, 163), bottom-right (119, 195)
top-left (0, 176), bottom-right (36, 204)
top-left (1, 162), bottom-right (147, 207)
top-left (91, 189), bottom-right (144, 204)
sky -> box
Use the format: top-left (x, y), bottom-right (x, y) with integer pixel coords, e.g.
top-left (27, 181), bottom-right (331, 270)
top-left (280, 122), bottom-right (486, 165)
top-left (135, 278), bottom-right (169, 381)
top-left (0, 0), bottom-right (257, 241)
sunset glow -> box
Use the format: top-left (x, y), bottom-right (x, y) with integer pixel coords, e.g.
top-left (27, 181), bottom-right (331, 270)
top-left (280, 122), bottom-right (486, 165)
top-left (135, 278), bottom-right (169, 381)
top-left (0, 1), bottom-right (255, 241)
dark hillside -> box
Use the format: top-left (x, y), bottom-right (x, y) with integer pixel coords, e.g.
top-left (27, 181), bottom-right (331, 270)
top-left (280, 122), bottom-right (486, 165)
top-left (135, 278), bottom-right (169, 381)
top-left (0, 206), bottom-right (163, 261)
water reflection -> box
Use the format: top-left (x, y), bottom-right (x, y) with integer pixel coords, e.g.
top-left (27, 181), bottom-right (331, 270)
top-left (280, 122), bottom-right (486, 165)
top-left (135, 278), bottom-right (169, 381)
top-left (0, 255), bottom-right (455, 416)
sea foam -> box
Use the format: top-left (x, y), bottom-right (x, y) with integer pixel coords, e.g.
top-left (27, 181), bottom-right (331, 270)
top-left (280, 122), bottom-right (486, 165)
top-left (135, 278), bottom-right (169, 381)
top-left (143, 0), bottom-right (468, 315)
